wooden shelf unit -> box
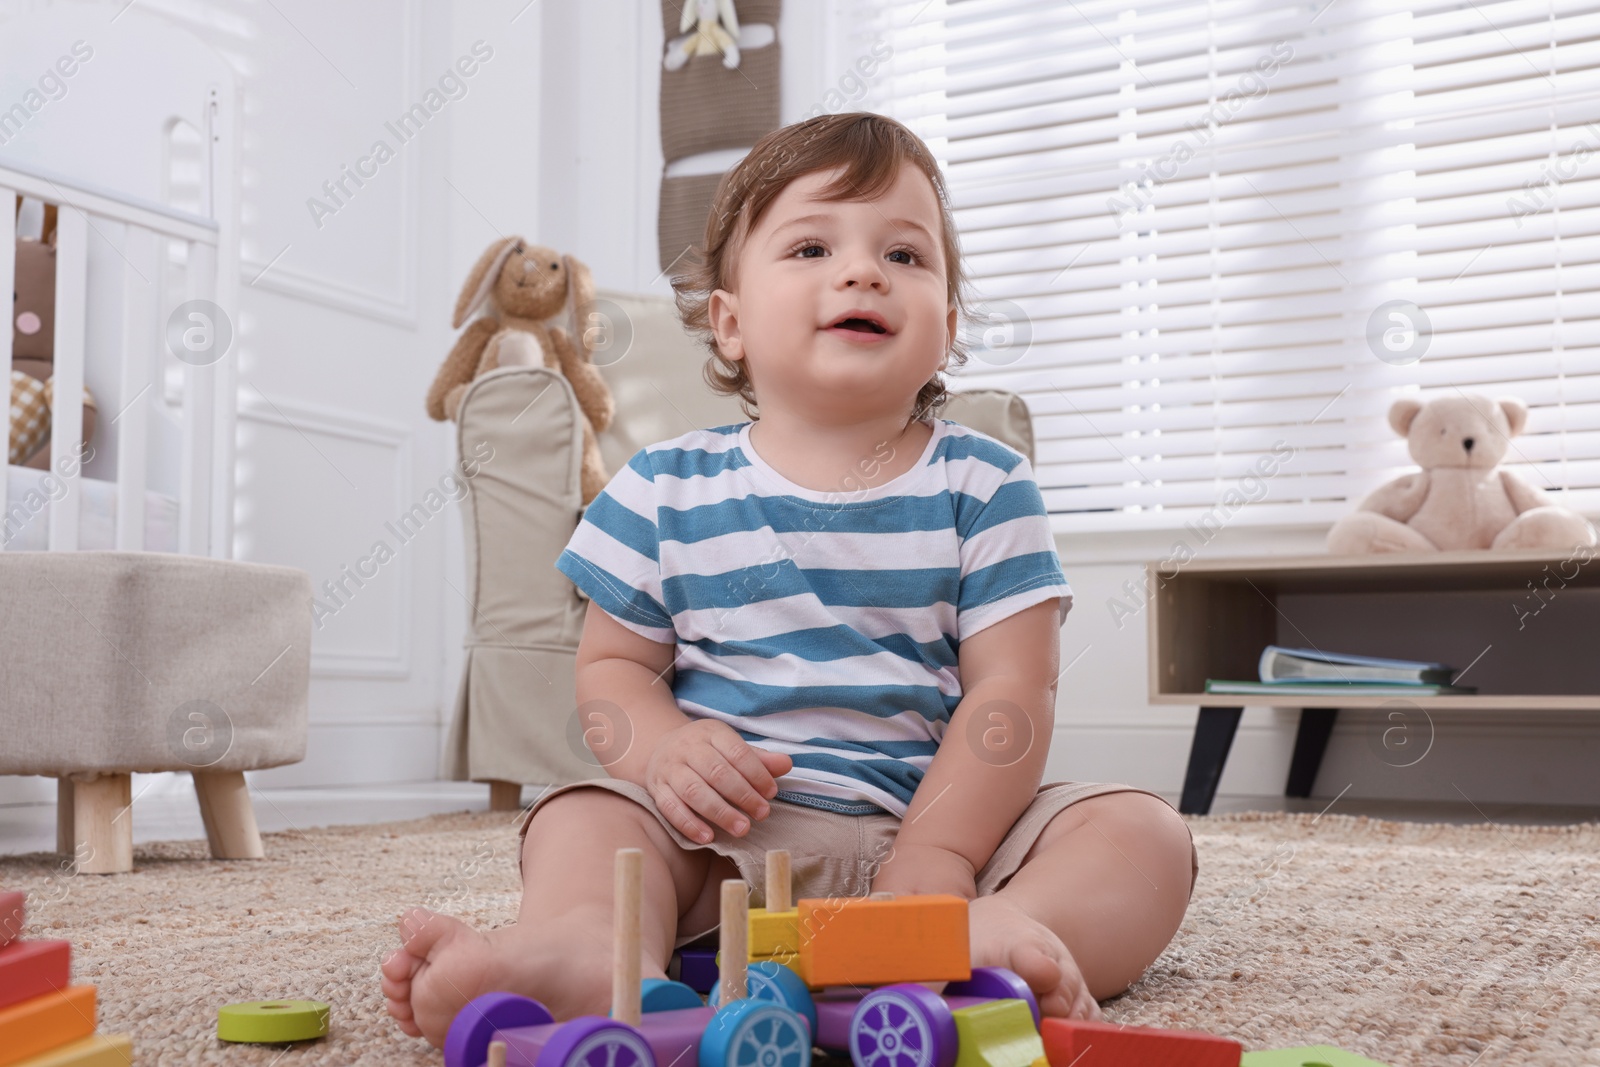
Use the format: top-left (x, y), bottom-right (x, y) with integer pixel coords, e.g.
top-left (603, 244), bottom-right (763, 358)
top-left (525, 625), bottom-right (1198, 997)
top-left (1146, 547), bottom-right (1600, 813)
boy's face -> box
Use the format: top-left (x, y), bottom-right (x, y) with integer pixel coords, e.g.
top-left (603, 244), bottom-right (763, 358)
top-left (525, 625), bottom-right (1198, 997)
top-left (708, 163), bottom-right (957, 422)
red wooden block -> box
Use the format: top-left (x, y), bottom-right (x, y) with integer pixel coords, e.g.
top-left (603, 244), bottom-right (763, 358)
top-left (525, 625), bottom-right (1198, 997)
top-left (0, 941), bottom-right (71, 1012)
top-left (0, 893), bottom-right (22, 949)
top-left (1041, 1017), bottom-right (1242, 1067)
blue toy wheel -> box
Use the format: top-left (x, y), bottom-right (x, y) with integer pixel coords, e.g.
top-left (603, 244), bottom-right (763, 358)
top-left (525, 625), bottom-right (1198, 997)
top-left (848, 984), bottom-right (957, 1067)
top-left (444, 992), bottom-right (554, 1067)
top-left (943, 967), bottom-right (1040, 1028)
top-left (538, 1017), bottom-right (656, 1067)
top-left (640, 978), bottom-right (705, 1013)
top-left (701, 999), bottom-right (811, 1067)
top-left (707, 961), bottom-right (817, 1034)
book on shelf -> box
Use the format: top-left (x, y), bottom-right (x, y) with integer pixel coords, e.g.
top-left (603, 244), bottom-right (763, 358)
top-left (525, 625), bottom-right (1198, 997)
top-left (1258, 645), bottom-right (1458, 685)
top-left (1204, 679), bottom-right (1477, 696)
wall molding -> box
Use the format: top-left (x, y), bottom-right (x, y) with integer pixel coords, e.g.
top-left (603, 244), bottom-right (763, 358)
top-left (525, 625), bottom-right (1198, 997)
top-left (239, 0), bottom-right (422, 326)
top-left (236, 391), bottom-right (415, 680)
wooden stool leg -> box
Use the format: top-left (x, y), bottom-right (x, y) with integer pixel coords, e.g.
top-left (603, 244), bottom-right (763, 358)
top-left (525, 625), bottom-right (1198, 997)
top-left (487, 780), bottom-right (523, 812)
top-left (56, 777), bottom-right (76, 856)
top-left (193, 771), bottom-right (265, 860)
top-left (73, 773), bottom-right (133, 874)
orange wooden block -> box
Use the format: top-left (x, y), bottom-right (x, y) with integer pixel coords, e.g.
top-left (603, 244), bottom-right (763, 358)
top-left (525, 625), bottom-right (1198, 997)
top-left (0, 985), bottom-right (96, 1067)
top-left (1041, 1017), bottom-right (1241, 1067)
top-left (0, 892), bottom-right (22, 949)
top-left (797, 894), bottom-right (970, 988)
top-left (0, 940), bottom-right (71, 1011)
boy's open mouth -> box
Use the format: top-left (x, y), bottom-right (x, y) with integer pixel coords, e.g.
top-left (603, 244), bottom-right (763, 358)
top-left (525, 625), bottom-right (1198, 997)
top-left (827, 311), bottom-right (891, 335)
top-left (834, 318), bottom-right (886, 334)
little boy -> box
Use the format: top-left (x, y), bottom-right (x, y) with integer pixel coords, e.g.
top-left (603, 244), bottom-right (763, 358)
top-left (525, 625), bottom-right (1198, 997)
top-left (383, 112), bottom-right (1197, 1048)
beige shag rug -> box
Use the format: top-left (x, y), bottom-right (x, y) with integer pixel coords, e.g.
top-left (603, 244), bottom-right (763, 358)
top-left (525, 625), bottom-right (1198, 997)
top-left (1, 810), bottom-right (1596, 1067)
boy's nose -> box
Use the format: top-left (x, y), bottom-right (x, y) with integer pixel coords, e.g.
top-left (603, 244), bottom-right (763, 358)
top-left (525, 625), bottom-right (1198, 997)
top-left (838, 248), bottom-right (888, 290)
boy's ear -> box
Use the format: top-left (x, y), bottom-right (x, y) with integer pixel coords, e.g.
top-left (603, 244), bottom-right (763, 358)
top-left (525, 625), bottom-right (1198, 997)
top-left (708, 288), bottom-right (744, 362)
top-left (946, 304), bottom-right (959, 352)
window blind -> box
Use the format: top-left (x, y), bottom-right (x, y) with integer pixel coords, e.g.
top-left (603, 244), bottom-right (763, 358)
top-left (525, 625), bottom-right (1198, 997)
top-left (844, 0), bottom-right (1600, 532)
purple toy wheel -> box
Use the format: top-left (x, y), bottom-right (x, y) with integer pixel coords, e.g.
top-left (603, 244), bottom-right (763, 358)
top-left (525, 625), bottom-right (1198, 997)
top-left (944, 967), bottom-right (1040, 1028)
top-left (536, 1017), bottom-right (656, 1067)
top-left (444, 992), bottom-right (554, 1067)
top-left (848, 984), bottom-right (957, 1067)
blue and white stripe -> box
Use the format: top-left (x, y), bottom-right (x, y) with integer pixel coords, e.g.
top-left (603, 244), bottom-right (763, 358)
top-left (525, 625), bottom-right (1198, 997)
top-left (555, 418), bottom-right (1072, 817)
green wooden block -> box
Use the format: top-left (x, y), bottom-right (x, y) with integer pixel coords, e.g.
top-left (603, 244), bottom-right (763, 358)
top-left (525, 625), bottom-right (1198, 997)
top-left (952, 998), bottom-right (1044, 1067)
top-left (217, 1000), bottom-right (330, 1043)
top-left (1242, 1046), bottom-right (1391, 1067)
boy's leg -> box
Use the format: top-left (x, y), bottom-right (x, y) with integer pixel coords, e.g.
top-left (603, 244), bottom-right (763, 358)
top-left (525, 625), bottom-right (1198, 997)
top-left (984, 790), bottom-right (1194, 1004)
top-left (514, 785), bottom-right (741, 971)
top-left (383, 785), bottom-right (737, 1046)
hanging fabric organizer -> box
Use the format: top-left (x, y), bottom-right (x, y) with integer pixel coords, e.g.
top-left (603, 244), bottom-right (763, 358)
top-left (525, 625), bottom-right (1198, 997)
top-left (657, 0), bottom-right (782, 275)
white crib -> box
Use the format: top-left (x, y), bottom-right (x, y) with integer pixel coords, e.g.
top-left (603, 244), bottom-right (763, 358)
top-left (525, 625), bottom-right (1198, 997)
top-left (1, 2), bottom-right (239, 559)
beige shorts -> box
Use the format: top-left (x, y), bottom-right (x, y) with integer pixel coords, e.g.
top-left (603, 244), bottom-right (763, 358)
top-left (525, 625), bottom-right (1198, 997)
top-left (518, 777), bottom-right (1199, 951)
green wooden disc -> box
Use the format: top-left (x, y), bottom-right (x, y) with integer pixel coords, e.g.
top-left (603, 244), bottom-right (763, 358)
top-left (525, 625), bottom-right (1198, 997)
top-left (217, 1000), bottom-right (330, 1043)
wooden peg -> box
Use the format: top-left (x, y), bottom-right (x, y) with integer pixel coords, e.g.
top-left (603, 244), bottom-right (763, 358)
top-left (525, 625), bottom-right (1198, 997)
top-left (612, 848), bottom-right (643, 1026)
top-left (719, 879), bottom-right (748, 1003)
top-left (488, 1039), bottom-right (508, 1067)
top-left (868, 891), bottom-right (895, 901)
top-left (765, 850), bottom-right (791, 911)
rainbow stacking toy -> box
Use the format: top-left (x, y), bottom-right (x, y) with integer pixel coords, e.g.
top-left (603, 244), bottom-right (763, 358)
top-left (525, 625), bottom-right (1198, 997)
top-left (0, 888), bottom-right (132, 1067)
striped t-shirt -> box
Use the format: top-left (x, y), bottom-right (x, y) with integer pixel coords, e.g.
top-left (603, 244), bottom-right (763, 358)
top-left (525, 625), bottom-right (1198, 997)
top-left (554, 416), bottom-right (1072, 817)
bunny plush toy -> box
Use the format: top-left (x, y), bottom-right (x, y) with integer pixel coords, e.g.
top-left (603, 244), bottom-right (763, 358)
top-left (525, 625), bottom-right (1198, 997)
top-left (425, 238), bottom-right (615, 505)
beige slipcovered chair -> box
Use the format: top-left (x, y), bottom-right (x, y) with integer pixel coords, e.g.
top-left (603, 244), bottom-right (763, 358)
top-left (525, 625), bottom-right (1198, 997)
top-left (443, 289), bottom-right (1040, 810)
top-left (0, 552), bottom-right (312, 872)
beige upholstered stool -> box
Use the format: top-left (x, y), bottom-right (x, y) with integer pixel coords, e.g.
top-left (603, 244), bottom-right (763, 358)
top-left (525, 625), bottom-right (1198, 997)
top-left (0, 551), bottom-right (311, 873)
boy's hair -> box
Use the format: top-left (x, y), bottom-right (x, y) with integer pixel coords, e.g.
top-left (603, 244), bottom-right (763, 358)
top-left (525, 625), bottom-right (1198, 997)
top-left (672, 112), bottom-right (972, 423)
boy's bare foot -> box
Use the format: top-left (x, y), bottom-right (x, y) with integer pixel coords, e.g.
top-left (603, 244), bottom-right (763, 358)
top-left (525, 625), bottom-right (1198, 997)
top-left (967, 894), bottom-right (1103, 1022)
top-left (380, 906), bottom-right (669, 1047)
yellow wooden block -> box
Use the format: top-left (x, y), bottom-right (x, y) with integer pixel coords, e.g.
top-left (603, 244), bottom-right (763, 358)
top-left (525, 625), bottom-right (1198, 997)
top-left (797, 894), bottom-right (970, 988)
top-left (749, 951), bottom-right (800, 968)
top-left (748, 908), bottom-right (799, 959)
top-left (952, 1000), bottom-right (1044, 1067)
top-left (14, 1035), bottom-right (132, 1067)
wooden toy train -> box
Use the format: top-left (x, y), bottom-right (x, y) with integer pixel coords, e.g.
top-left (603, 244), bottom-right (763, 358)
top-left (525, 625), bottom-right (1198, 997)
top-left (443, 849), bottom-right (1385, 1067)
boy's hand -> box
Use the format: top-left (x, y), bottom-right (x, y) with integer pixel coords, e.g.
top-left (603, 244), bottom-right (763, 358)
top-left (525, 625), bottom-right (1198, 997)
top-left (644, 719), bottom-right (793, 844)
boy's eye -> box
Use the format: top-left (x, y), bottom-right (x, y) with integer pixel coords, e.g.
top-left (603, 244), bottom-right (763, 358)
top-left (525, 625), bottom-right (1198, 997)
top-left (797, 243), bottom-right (826, 258)
top-left (790, 241), bottom-right (921, 263)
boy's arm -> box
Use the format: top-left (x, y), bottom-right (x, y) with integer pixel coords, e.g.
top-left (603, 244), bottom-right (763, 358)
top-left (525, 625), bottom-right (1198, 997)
top-left (870, 598), bottom-right (1061, 900)
top-left (573, 600), bottom-right (690, 784)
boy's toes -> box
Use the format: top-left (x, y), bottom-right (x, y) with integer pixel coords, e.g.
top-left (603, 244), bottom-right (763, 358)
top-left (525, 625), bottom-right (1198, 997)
top-left (1006, 940), bottom-right (1064, 997)
top-left (968, 896), bottom-right (1100, 1023)
top-left (380, 968), bottom-right (411, 1003)
top-left (1035, 980), bottom-right (1100, 1022)
top-left (397, 907), bottom-right (452, 955)
top-left (386, 997), bottom-right (423, 1038)
top-left (381, 946), bottom-right (418, 985)
top-left (380, 906), bottom-right (508, 1047)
